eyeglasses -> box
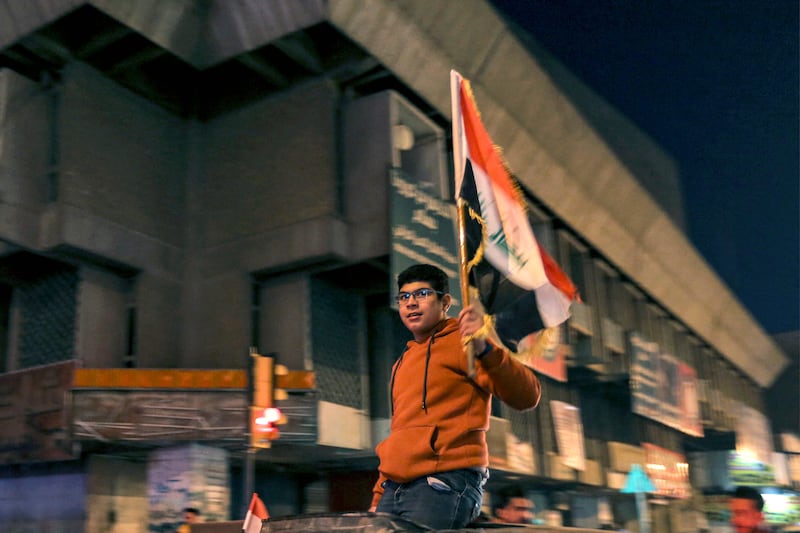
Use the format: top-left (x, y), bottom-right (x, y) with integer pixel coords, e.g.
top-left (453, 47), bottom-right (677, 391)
top-left (395, 288), bottom-right (444, 304)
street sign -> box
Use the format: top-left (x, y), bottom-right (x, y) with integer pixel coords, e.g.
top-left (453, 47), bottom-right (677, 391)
top-left (622, 463), bottom-right (656, 493)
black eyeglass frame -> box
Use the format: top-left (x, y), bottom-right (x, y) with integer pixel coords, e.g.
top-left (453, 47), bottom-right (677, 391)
top-left (394, 288), bottom-right (445, 304)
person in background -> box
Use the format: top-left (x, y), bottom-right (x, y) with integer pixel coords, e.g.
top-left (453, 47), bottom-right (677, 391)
top-left (176, 507), bottom-right (200, 533)
top-left (369, 264), bottom-right (541, 530)
top-left (490, 484), bottom-right (535, 524)
top-left (730, 486), bottom-right (771, 533)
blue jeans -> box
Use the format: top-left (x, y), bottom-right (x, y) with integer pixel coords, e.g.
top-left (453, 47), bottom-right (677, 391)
top-left (375, 468), bottom-right (487, 529)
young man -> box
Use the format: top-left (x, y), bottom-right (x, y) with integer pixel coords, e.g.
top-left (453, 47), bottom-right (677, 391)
top-left (490, 484), bottom-right (535, 524)
top-left (730, 486), bottom-right (770, 533)
top-left (370, 264), bottom-right (541, 529)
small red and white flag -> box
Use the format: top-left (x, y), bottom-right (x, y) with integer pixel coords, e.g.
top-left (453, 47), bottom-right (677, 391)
top-left (242, 492), bottom-right (269, 533)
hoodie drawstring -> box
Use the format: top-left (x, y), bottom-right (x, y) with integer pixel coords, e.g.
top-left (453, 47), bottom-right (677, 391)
top-left (421, 333), bottom-right (434, 412)
top-left (389, 349), bottom-right (406, 416)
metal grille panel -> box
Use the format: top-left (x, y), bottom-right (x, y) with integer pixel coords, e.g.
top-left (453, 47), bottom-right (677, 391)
top-left (498, 375), bottom-right (573, 457)
top-left (18, 269), bottom-right (78, 368)
top-left (501, 402), bottom-right (536, 446)
top-left (310, 279), bottom-right (364, 409)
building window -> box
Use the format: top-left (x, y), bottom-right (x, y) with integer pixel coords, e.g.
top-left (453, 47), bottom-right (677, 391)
top-left (658, 317), bottom-right (677, 357)
top-left (123, 289), bottom-right (137, 368)
top-left (560, 232), bottom-right (588, 296)
top-left (619, 282), bottom-right (643, 333)
top-left (529, 204), bottom-right (556, 255)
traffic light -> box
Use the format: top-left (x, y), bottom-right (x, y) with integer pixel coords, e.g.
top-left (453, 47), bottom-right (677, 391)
top-left (249, 352), bottom-right (288, 448)
top-left (252, 353), bottom-right (275, 409)
top-left (250, 406), bottom-right (282, 445)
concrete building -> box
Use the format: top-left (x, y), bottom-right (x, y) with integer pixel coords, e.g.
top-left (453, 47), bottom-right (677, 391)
top-left (0, 1), bottom-right (791, 532)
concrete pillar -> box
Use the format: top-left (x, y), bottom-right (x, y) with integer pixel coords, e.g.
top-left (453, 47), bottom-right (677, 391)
top-left (86, 455), bottom-right (147, 533)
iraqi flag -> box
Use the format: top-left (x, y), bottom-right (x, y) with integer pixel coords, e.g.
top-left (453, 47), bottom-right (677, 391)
top-left (450, 70), bottom-right (578, 351)
top-left (242, 492), bottom-right (269, 533)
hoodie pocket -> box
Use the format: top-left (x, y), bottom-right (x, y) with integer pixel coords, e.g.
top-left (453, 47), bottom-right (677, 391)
top-left (376, 425), bottom-right (438, 479)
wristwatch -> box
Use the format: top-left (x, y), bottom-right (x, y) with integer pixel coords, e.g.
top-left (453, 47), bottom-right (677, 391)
top-left (475, 343), bottom-right (493, 359)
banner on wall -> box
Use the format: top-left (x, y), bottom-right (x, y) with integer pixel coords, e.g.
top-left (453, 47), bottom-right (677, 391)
top-left (677, 360), bottom-right (702, 436)
top-left (510, 327), bottom-right (569, 382)
top-left (630, 332), bottom-right (703, 437)
top-left (736, 403), bottom-right (775, 466)
top-left (550, 400), bottom-right (586, 471)
top-left (147, 444), bottom-right (229, 532)
top-left (527, 342), bottom-right (569, 382)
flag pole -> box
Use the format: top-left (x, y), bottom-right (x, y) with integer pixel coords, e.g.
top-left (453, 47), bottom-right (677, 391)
top-left (451, 70), bottom-right (476, 374)
top-left (457, 199), bottom-right (476, 374)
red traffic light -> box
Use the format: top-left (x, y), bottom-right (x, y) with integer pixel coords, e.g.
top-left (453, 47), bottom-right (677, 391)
top-left (253, 407), bottom-right (281, 439)
top-left (256, 407), bottom-right (282, 425)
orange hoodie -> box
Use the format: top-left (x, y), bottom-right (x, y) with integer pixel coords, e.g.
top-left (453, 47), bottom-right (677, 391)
top-left (371, 317), bottom-right (541, 508)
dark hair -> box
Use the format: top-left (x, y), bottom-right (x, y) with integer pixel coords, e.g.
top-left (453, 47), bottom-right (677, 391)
top-left (183, 507), bottom-right (200, 515)
top-left (397, 264), bottom-right (449, 294)
top-left (732, 486), bottom-right (764, 511)
top-left (491, 485), bottom-right (528, 514)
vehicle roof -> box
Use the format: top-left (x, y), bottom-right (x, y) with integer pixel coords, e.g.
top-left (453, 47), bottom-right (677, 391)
top-left (257, 512), bottom-right (613, 533)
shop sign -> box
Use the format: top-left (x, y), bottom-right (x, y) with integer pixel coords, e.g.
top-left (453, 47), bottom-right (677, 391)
top-left (728, 450), bottom-right (776, 486)
top-left (642, 442), bottom-right (691, 499)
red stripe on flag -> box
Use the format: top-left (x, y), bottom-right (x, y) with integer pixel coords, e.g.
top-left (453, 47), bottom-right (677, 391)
top-left (540, 246), bottom-right (579, 302)
top-left (459, 82), bottom-right (521, 206)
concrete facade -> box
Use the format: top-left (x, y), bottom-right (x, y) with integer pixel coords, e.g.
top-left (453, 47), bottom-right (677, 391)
top-left (0, 0), bottom-right (786, 384)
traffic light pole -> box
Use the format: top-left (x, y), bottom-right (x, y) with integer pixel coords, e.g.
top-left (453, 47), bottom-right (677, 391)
top-left (244, 348), bottom-right (261, 514)
top-left (243, 447), bottom-right (256, 517)
top-left (245, 349), bottom-right (296, 511)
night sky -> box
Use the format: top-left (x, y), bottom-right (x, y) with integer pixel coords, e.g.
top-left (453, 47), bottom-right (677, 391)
top-left (490, 0), bottom-right (799, 335)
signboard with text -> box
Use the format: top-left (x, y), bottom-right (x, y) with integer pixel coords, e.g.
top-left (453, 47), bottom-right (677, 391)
top-left (728, 450), bottom-right (776, 486)
top-left (642, 442), bottom-right (691, 499)
top-left (390, 169), bottom-right (461, 314)
top-left (73, 390), bottom-right (249, 443)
